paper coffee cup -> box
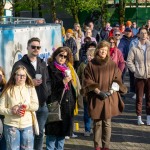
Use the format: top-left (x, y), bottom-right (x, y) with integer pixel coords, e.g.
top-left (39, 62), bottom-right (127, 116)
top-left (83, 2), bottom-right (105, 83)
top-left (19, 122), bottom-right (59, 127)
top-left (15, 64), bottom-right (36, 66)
top-left (35, 74), bottom-right (42, 80)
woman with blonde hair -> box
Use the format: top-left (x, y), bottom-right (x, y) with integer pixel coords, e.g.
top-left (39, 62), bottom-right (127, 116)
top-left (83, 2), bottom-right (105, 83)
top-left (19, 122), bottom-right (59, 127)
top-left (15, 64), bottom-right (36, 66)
top-left (81, 41), bottom-right (127, 150)
top-left (73, 23), bottom-right (84, 70)
top-left (0, 65), bottom-right (39, 150)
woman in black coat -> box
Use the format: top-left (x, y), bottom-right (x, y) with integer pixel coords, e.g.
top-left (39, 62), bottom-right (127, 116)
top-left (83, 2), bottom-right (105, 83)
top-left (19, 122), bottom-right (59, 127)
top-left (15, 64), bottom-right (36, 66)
top-left (45, 46), bottom-right (78, 150)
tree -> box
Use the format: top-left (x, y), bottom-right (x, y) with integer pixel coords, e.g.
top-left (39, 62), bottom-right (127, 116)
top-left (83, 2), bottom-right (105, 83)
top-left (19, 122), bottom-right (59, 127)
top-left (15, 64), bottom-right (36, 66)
top-left (60, 0), bottom-right (100, 23)
top-left (119, 0), bottom-right (131, 24)
top-left (0, 0), bottom-right (7, 21)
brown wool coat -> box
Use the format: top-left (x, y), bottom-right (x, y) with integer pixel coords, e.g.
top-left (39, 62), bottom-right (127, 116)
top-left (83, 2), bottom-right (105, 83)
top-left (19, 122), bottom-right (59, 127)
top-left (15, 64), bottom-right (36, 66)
top-left (82, 56), bottom-right (127, 120)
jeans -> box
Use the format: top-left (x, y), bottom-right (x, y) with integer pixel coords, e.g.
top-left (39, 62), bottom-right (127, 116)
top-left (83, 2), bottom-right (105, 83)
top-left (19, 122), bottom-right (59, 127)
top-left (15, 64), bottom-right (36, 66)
top-left (4, 125), bottom-right (34, 150)
top-left (83, 99), bottom-right (91, 132)
top-left (46, 135), bottom-right (65, 150)
top-left (34, 103), bottom-right (48, 150)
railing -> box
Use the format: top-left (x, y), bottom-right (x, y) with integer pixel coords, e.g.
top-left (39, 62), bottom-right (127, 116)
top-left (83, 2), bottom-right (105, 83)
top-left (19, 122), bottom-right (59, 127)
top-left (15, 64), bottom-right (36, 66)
top-left (0, 16), bottom-right (46, 24)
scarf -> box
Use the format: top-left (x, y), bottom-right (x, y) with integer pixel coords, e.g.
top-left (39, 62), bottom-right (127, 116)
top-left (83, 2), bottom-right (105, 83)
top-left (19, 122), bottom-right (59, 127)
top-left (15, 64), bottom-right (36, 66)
top-left (54, 61), bottom-right (69, 90)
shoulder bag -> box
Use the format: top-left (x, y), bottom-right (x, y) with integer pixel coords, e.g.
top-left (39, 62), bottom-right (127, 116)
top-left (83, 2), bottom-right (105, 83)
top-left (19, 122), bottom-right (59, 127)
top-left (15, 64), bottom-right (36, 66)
top-left (46, 89), bottom-right (65, 123)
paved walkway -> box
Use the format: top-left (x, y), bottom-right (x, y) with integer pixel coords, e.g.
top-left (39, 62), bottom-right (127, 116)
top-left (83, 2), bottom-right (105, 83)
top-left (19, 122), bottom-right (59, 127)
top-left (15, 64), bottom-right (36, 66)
top-left (64, 77), bottom-right (150, 150)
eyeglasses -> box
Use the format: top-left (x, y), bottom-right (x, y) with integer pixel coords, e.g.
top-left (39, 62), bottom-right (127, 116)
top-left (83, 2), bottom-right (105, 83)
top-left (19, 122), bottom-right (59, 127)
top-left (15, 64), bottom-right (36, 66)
top-left (115, 34), bottom-right (120, 36)
top-left (58, 54), bottom-right (67, 59)
top-left (16, 74), bottom-right (26, 78)
top-left (30, 45), bottom-right (41, 50)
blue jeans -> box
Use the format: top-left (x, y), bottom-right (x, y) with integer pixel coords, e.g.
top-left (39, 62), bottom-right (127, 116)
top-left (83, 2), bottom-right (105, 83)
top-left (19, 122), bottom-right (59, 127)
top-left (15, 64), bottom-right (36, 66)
top-left (83, 99), bottom-right (91, 132)
top-left (4, 125), bottom-right (34, 150)
top-left (34, 103), bottom-right (48, 150)
top-left (46, 135), bottom-right (65, 150)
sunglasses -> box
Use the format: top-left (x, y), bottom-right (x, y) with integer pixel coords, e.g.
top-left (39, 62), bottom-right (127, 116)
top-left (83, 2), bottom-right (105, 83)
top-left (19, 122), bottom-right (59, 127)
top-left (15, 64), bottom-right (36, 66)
top-left (59, 54), bottom-right (67, 59)
top-left (115, 34), bottom-right (120, 36)
top-left (31, 45), bottom-right (41, 50)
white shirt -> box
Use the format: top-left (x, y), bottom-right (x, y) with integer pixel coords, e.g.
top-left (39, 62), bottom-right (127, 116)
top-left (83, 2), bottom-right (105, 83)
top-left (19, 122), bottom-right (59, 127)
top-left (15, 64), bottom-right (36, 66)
top-left (31, 61), bottom-right (37, 70)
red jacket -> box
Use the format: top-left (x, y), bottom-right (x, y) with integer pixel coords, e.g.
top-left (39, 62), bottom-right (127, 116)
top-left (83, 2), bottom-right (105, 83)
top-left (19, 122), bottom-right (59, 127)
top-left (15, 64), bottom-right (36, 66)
top-left (110, 47), bottom-right (125, 72)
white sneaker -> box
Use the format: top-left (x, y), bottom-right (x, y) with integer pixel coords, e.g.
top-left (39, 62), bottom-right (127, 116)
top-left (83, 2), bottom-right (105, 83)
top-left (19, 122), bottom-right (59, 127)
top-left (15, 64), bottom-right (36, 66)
top-left (72, 133), bottom-right (78, 138)
top-left (84, 131), bottom-right (91, 137)
top-left (65, 136), bottom-right (70, 140)
top-left (137, 116), bottom-right (144, 125)
top-left (147, 115), bottom-right (150, 125)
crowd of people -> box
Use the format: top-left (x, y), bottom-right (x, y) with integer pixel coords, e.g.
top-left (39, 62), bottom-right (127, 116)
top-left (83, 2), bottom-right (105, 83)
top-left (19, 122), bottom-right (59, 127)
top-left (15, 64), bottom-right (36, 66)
top-left (0, 18), bottom-right (150, 150)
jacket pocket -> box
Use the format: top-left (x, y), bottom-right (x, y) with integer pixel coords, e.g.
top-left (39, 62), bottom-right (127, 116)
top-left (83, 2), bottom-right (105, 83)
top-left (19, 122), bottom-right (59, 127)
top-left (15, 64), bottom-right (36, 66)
top-left (135, 63), bottom-right (145, 77)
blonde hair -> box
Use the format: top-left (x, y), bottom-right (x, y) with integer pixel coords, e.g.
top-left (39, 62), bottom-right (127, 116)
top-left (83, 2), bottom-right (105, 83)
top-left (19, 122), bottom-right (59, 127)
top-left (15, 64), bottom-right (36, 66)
top-left (0, 66), bottom-right (6, 86)
top-left (86, 48), bottom-right (95, 57)
top-left (94, 41), bottom-right (110, 57)
top-left (1, 65), bottom-right (34, 97)
top-left (74, 23), bottom-right (83, 38)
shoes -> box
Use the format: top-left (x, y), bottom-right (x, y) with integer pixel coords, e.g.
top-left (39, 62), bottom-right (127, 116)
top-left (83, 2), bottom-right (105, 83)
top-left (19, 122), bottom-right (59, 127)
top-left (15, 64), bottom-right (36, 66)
top-left (65, 136), bottom-right (70, 140)
top-left (147, 115), bottom-right (150, 125)
top-left (137, 116), bottom-right (144, 125)
top-left (72, 133), bottom-right (78, 138)
top-left (84, 131), bottom-right (91, 137)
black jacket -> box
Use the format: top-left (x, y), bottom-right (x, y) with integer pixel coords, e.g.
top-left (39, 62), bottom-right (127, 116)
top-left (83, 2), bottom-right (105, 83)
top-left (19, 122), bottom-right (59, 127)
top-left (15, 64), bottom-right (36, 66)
top-left (13, 54), bottom-right (51, 106)
top-left (63, 37), bottom-right (77, 58)
top-left (45, 62), bottom-right (76, 136)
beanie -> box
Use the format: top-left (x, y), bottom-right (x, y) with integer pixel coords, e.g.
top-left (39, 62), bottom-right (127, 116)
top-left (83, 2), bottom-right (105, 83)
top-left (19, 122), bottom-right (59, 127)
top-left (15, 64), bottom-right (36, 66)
top-left (126, 21), bottom-right (132, 27)
top-left (66, 29), bottom-right (73, 34)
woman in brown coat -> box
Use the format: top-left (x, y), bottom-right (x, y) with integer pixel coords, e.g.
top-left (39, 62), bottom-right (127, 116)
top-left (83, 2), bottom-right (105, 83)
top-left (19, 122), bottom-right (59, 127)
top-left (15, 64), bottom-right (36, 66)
top-left (82, 41), bottom-right (127, 150)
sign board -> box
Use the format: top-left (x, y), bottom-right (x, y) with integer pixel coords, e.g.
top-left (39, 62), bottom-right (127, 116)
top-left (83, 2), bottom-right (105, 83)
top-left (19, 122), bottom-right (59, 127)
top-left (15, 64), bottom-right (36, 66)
top-left (0, 24), bottom-right (62, 79)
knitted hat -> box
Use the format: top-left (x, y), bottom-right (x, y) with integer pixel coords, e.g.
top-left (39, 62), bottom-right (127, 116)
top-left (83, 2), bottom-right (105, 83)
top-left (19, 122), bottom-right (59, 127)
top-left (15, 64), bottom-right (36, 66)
top-left (66, 29), bottom-right (73, 34)
top-left (126, 21), bottom-right (132, 26)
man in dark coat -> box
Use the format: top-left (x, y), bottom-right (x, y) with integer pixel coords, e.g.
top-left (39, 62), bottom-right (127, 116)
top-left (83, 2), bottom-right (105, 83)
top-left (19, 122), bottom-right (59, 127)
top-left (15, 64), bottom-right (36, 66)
top-left (13, 37), bottom-right (51, 150)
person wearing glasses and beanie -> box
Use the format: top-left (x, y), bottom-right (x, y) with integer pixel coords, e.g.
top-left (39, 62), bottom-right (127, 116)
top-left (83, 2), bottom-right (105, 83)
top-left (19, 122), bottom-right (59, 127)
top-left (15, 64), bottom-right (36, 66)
top-left (12, 37), bottom-right (51, 150)
top-left (81, 41), bottom-right (127, 150)
top-left (0, 65), bottom-right (39, 150)
top-left (45, 46), bottom-right (81, 150)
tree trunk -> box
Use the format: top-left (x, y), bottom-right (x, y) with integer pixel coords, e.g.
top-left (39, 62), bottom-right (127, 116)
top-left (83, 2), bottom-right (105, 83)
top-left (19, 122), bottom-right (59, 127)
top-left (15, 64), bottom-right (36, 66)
top-left (38, 3), bottom-right (42, 18)
top-left (101, 0), bottom-right (107, 28)
top-left (71, 8), bottom-right (79, 23)
top-left (119, 0), bottom-right (126, 24)
top-left (73, 12), bottom-right (79, 23)
top-left (0, 0), bottom-right (6, 22)
top-left (51, 0), bottom-right (56, 22)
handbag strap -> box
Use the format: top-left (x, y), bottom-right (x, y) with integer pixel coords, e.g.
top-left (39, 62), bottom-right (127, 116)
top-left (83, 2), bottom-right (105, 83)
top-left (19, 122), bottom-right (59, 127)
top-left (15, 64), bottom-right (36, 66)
top-left (59, 88), bottom-right (65, 105)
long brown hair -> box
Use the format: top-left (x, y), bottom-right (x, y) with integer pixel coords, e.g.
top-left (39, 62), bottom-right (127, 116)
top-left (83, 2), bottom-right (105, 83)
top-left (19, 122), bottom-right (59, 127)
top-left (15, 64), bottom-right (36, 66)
top-left (0, 65), bottom-right (34, 97)
top-left (0, 66), bottom-right (6, 86)
top-left (47, 46), bottom-right (74, 65)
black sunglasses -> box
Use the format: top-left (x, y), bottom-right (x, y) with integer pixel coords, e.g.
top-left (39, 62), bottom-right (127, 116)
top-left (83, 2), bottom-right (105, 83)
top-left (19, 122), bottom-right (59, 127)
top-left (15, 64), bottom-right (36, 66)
top-left (31, 45), bottom-right (41, 50)
top-left (115, 34), bottom-right (120, 36)
top-left (59, 54), bottom-right (67, 59)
